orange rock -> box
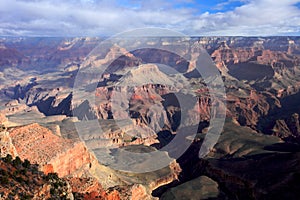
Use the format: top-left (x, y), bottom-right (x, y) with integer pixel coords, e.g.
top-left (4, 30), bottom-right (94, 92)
top-left (42, 164), bottom-right (54, 175)
top-left (107, 190), bottom-right (121, 200)
top-left (131, 184), bottom-right (148, 200)
top-left (9, 123), bottom-right (92, 177)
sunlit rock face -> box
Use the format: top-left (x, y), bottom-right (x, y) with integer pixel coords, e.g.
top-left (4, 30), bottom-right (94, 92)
top-left (8, 123), bottom-right (92, 177)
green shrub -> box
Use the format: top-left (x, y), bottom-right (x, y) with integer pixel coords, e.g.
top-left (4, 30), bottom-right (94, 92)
top-left (50, 188), bottom-right (55, 195)
top-left (4, 154), bottom-right (13, 164)
top-left (12, 156), bottom-right (22, 168)
top-left (45, 173), bottom-right (59, 181)
top-left (0, 175), bottom-right (9, 184)
top-left (15, 176), bottom-right (24, 183)
top-left (22, 159), bottom-right (31, 169)
top-left (20, 194), bottom-right (32, 200)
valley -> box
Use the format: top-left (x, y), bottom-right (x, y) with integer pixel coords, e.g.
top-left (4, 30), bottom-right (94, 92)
top-left (1, 36), bottom-right (300, 199)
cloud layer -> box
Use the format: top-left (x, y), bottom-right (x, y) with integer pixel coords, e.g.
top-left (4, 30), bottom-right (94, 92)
top-left (0, 0), bottom-right (299, 36)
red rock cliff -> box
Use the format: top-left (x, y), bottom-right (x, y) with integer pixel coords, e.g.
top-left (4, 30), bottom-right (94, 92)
top-left (9, 123), bottom-right (92, 177)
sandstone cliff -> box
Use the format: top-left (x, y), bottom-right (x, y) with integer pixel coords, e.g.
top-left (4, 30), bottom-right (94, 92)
top-left (8, 123), bottom-right (92, 177)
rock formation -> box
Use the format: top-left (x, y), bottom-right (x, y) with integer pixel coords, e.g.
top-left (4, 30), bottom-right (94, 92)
top-left (8, 123), bottom-right (92, 177)
top-left (0, 36), bottom-right (300, 199)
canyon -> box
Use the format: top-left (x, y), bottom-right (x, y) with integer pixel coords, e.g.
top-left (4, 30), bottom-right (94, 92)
top-left (0, 36), bottom-right (300, 199)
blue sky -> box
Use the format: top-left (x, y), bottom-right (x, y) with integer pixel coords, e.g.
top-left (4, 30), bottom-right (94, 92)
top-left (0, 0), bottom-right (299, 36)
top-left (110, 0), bottom-right (245, 12)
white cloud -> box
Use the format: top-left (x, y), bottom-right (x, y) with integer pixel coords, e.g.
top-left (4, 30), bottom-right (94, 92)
top-left (191, 0), bottom-right (300, 35)
top-left (0, 0), bottom-right (299, 36)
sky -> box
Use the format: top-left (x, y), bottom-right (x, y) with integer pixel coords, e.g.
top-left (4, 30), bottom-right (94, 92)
top-left (0, 0), bottom-right (300, 36)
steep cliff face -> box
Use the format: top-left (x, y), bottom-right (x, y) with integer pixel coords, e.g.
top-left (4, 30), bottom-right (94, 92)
top-left (4, 82), bottom-right (73, 117)
top-left (210, 39), bottom-right (300, 87)
top-left (8, 123), bottom-right (92, 177)
top-left (255, 89), bottom-right (300, 142)
top-left (211, 42), bottom-right (256, 72)
top-left (226, 90), bottom-right (280, 128)
top-left (149, 161), bottom-right (182, 192)
top-left (44, 142), bottom-right (92, 177)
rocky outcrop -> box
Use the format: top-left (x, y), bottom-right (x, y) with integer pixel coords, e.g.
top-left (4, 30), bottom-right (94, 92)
top-left (226, 89), bottom-right (280, 129)
top-left (131, 184), bottom-right (150, 200)
top-left (149, 161), bottom-right (182, 191)
top-left (44, 142), bottom-right (92, 177)
top-left (5, 83), bottom-right (73, 117)
top-left (8, 123), bottom-right (92, 177)
top-left (272, 113), bottom-right (300, 141)
top-left (0, 131), bottom-right (17, 158)
top-left (68, 177), bottom-right (122, 200)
